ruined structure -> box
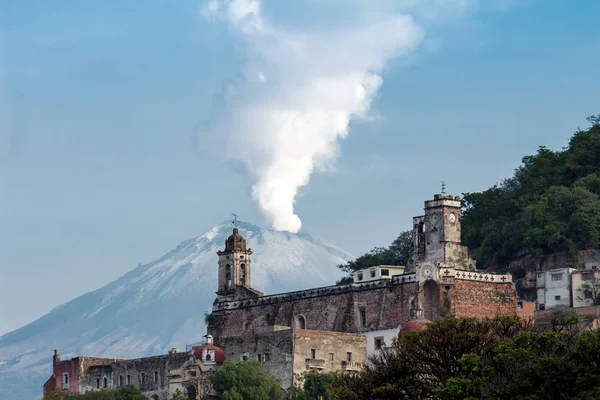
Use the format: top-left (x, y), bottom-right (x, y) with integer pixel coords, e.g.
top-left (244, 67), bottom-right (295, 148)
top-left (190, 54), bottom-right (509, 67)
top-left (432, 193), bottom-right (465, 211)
top-left (43, 336), bottom-right (223, 400)
top-left (221, 329), bottom-right (366, 389)
top-left (208, 193), bottom-right (517, 374)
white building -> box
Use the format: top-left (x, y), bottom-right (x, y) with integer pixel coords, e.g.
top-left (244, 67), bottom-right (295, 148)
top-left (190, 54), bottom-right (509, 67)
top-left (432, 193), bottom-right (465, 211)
top-left (362, 326), bottom-right (400, 360)
top-left (536, 268), bottom-right (575, 310)
top-left (353, 265), bottom-right (405, 283)
top-left (572, 269), bottom-right (600, 308)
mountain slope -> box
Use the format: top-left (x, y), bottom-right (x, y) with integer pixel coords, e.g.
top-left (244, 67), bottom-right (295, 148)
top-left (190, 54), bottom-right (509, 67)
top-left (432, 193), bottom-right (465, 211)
top-left (0, 221), bottom-right (350, 400)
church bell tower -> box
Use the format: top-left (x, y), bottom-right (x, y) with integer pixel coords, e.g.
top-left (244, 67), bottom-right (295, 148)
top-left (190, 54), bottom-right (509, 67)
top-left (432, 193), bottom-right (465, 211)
top-left (216, 227), bottom-right (253, 293)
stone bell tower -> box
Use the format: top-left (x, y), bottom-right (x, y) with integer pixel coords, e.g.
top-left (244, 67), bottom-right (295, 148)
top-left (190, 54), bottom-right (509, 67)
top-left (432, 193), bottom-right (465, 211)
top-left (411, 193), bottom-right (475, 275)
top-left (216, 227), bottom-right (254, 293)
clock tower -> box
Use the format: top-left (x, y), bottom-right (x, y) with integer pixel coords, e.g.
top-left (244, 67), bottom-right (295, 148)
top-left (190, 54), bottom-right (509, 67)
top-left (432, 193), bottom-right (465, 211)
top-left (411, 193), bottom-right (475, 278)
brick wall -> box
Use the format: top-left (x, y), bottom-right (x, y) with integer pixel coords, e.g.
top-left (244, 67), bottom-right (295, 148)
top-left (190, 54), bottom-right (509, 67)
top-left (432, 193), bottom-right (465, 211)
top-left (450, 280), bottom-right (516, 318)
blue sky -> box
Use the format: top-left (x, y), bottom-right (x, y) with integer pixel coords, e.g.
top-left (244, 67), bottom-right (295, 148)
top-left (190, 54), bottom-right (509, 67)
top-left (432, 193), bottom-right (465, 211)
top-left (1, 0), bottom-right (599, 335)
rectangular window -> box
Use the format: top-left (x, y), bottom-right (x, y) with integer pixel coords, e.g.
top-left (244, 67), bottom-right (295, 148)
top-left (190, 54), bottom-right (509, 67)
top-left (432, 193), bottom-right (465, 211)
top-left (583, 272), bottom-right (594, 281)
top-left (127, 375), bottom-right (131, 385)
top-left (311, 349), bottom-right (316, 359)
top-left (119, 375), bottom-right (123, 387)
top-left (359, 307), bottom-right (367, 327)
top-left (329, 353), bottom-right (334, 361)
top-left (97, 378), bottom-right (100, 389)
top-left (264, 353), bottom-right (271, 362)
top-left (103, 377), bottom-right (107, 388)
top-left (537, 272), bottom-right (543, 278)
top-left (347, 352), bottom-right (352, 362)
top-left (62, 373), bottom-right (69, 389)
top-left (551, 273), bottom-right (563, 281)
top-left (374, 337), bottom-right (383, 350)
top-left (370, 270), bottom-right (376, 278)
top-left (555, 295), bottom-right (561, 301)
top-left (357, 273), bottom-right (363, 281)
top-left (154, 371), bottom-right (158, 383)
top-left (381, 269), bottom-right (389, 276)
top-left (257, 354), bottom-right (262, 362)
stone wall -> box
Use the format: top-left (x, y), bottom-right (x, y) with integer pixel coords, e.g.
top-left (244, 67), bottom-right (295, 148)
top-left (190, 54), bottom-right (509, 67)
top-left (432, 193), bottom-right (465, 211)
top-left (209, 275), bottom-right (419, 340)
top-left (291, 330), bottom-right (366, 379)
top-left (220, 329), bottom-right (366, 390)
top-left (221, 330), bottom-right (295, 389)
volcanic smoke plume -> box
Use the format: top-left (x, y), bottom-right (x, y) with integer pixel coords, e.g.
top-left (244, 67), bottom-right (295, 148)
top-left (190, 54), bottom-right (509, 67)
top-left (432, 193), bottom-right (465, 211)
top-left (201, 0), bottom-right (424, 232)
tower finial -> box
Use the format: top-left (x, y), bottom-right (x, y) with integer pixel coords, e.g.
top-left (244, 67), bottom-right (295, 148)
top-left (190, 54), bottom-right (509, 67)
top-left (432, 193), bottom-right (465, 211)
top-left (232, 213), bottom-right (238, 228)
top-left (441, 181), bottom-right (446, 195)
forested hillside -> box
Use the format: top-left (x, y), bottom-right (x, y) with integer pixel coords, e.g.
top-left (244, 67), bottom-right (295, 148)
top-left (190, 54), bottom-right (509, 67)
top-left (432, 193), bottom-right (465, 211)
top-left (462, 115), bottom-right (600, 270)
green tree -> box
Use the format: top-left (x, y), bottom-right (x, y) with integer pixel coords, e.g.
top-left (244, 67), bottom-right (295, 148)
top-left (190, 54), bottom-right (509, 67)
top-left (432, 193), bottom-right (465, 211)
top-left (169, 389), bottom-right (187, 400)
top-left (211, 359), bottom-right (282, 400)
top-left (44, 386), bottom-right (147, 400)
top-left (336, 230), bottom-right (413, 284)
top-left (461, 115), bottom-right (600, 271)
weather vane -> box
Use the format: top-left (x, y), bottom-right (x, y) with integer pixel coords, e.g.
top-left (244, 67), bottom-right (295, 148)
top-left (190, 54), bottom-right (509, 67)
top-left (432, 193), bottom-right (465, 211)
top-left (232, 213), bottom-right (238, 228)
top-left (441, 181), bottom-right (446, 194)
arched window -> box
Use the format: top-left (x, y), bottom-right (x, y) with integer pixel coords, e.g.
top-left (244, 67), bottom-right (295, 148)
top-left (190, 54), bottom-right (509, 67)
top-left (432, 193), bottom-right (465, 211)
top-left (295, 315), bottom-right (306, 329)
top-left (103, 377), bottom-right (107, 388)
top-left (206, 353), bottom-right (212, 361)
top-left (418, 222), bottom-right (425, 255)
top-left (240, 264), bottom-right (246, 286)
top-left (226, 264), bottom-right (232, 282)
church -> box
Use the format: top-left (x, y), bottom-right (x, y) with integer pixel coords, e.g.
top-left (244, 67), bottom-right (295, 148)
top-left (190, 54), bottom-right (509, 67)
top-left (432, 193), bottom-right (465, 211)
top-left (43, 192), bottom-right (518, 398)
top-left (207, 192), bottom-right (517, 388)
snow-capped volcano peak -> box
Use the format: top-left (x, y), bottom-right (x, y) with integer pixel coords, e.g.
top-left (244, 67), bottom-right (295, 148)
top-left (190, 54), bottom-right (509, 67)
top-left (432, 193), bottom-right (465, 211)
top-left (0, 222), bottom-right (351, 400)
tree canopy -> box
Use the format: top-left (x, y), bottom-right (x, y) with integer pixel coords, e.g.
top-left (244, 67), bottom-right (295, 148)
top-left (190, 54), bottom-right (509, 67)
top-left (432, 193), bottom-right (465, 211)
top-left (328, 313), bottom-right (600, 400)
top-left (336, 230), bottom-right (413, 284)
top-left (44, 386), bottom-right (147, 400)
top-left (211, 359), bottom-right (282, 400)
top-left (462, 115), bottom-right (600, 269)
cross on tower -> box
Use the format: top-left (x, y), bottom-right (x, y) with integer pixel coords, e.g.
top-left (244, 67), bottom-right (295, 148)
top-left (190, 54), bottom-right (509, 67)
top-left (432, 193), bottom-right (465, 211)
top-left (232, 213), bottom-right (238, 228)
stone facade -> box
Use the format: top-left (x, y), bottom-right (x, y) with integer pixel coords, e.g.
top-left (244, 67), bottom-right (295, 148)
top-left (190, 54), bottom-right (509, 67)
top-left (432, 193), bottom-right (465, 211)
top-left (209, 193), bottom-right (517, 377)
top-left (220, 329), bottom-right (366, 390)
top-left (43, 343), bottom-right (221, 400)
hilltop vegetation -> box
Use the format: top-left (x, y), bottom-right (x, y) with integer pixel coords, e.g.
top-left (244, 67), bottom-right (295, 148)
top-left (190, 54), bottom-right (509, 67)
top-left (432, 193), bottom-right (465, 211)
top-left (462, 115), bottom-right (600, 270)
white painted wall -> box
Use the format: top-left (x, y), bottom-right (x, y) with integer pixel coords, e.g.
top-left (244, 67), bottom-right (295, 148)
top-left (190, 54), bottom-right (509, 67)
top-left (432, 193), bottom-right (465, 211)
top-left (353, 266), bottom-right (405, 283)
top-left (363, 327), bottom-right (400, 361)
top-left (536, 268), bottom-right (574, 310)
top-left (572, 270), bottom-right (600, 308)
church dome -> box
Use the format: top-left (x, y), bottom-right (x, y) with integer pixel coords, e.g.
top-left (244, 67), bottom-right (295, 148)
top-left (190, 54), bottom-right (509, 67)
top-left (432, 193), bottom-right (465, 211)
top-left (193, 344), bottom-right (225, 363)
top-left (225, 228), bottom-right (247, 252)
top-left (398, 319), bottom-right (431, 338)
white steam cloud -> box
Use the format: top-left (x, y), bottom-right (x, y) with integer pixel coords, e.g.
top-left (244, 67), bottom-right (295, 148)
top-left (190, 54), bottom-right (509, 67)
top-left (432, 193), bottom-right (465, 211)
top-left (201, 0), bottom-right (425, 232)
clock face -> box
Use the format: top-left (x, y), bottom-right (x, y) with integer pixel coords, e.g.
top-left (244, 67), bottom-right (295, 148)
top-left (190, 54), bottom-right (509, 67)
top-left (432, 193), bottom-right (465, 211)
top-left (448, 213), bottom-right (457, 223)
top-left (423, 266), bottom-right (432, 277)
top-left (430, 213), bottom-right (439, 226)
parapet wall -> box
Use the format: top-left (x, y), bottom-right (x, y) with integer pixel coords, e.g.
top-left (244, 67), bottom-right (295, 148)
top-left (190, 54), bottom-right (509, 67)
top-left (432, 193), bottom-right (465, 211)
top-left (212, 273), bottom-right (417, 312)
top-left (209, 274), bottom-right (419, 340)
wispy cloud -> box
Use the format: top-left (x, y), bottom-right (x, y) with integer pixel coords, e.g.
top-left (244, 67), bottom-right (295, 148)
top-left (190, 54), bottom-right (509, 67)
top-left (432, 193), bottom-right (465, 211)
top-left (197, 0), bottom-right (478, 232)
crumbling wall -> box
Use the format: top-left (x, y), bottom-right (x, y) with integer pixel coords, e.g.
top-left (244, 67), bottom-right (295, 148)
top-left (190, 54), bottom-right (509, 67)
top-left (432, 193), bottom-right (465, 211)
top-left (221, 330), bottom-right (295, 389)
top-left (291, 330), bottom-right (367, 382)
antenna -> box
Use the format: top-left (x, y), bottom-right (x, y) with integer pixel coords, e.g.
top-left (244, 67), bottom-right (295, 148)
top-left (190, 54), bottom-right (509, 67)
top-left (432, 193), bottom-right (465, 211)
top-left (232, 213), bottom-right (238, 228)
top-left (441, 181), bottom-right (446, 194)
